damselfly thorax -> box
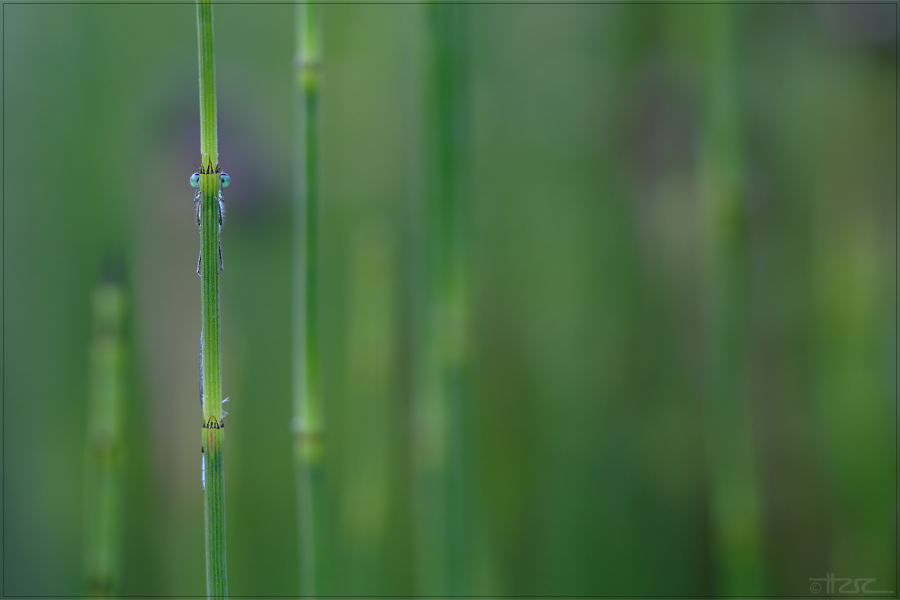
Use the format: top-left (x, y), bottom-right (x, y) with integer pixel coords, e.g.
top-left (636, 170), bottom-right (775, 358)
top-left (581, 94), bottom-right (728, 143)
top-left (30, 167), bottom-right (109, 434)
top-left (190, 171), bottom-right (230, 275)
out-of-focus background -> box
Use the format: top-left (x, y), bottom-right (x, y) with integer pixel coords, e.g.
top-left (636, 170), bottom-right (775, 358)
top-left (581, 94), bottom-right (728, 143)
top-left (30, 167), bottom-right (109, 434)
top-left (3, 3), bottom-right (897, 597)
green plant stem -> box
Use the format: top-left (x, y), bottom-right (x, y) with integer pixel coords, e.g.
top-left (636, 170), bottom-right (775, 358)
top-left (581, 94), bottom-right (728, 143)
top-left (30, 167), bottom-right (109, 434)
top-left (700, 5), bottom-right (764, 595)
top-left (196, 0), bottom-right (227, 597)
top-left (293, 3), bottom-right (326, 597)
top-left (341, 225), bottom-right (397, 595)
top-left (83, 272), bottom-right (127, 596)
top-left (414, 3), bottom-right (470, 595)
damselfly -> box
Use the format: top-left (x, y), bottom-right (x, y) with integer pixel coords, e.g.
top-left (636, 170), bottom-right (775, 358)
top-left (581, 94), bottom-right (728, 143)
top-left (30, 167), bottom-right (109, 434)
top-left (190, 171), bottom-right (231, 275)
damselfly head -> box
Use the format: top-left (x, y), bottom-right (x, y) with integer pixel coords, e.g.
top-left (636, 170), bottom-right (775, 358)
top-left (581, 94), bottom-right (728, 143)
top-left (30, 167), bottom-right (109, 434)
top-left (190, 171), bottom-right (229, 190)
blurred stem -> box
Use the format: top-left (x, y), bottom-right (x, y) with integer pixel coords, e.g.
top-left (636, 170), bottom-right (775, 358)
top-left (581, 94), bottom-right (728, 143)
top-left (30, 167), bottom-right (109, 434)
top-left (83, 272), bottom-right (127, 596)
top-left (196, 0), bottom-right (228, 597)
top-left (700, 5), bottom-right (765, 595)
top-left (341, 224), bottom-right (397, 595)
top-left (293, 2), bottom-right (326, 596)
top-left (414, 2), bottom-right (470, 595)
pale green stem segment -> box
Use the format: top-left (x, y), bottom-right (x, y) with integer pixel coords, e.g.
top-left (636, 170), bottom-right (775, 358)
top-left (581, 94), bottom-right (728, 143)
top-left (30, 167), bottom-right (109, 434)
top-left (700, 5), bottom-right (764, 595)
top-left (83, 275), bottom-right (127, 596)
top-left (196, 0), bottom-right (227, 597)
top-left (414, 3), bottom-right (470, 595)
top-left (197, 0), bottom-right (218, 172)
top-left (293, 2), bottom-right (326, 596)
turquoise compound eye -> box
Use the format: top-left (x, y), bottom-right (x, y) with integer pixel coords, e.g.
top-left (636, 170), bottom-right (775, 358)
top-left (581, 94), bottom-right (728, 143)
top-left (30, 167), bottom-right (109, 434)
top-left (220, 173), bottom-right (231, 189)
top-left (190, 172), bottom-right (200, 188)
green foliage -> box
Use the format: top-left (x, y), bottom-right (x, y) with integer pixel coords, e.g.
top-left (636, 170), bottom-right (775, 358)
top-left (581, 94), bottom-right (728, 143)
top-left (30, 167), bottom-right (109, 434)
top-left (3, 4), bottom-right (895, 597)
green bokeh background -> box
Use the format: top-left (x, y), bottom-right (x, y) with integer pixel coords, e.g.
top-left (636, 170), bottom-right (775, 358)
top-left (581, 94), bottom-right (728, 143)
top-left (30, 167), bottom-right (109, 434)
top-left (3, 2), bottom-right (896, 597)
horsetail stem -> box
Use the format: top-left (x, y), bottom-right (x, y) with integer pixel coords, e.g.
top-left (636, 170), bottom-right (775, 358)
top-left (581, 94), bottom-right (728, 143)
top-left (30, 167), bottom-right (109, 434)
top-left (293, 2), bottom-right (327, 596)
top-left (83, 268), bottom-right (127, 596)
top-left (196, 0), bottom-right (228, 596)
top-left (414, 3), bottom-right (471, 595)
top-left (700, 5), bottom-right (764, 595)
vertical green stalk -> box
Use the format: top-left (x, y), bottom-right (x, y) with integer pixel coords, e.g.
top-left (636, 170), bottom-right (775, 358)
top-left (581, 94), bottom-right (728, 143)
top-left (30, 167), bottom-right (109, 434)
top-left (700, 5), bottom-right (764, 595)
top-left (83, 269), bottom-right (127, 596)
top-left (414, 2), bottom-right (470, 595)
top-left (196, 0), bottom-right (227, 597)
top-left (340, 224), bottom-right (397, 595)
top-left (293, 2), bottom-right (326, 596)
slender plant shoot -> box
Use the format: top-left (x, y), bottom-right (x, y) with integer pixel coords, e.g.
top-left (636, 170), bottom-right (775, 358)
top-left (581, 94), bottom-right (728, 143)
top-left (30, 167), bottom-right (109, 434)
top-left (700, 5), bottom-right (764, 595)
top-left (293, 2), bottom-right (327, 596)
top-left (83, 269), bottom-right (127, 596)
top-left (195, 0), bottom-right (228, 596)
top-left (414, 3), bottom-right (471, 595)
